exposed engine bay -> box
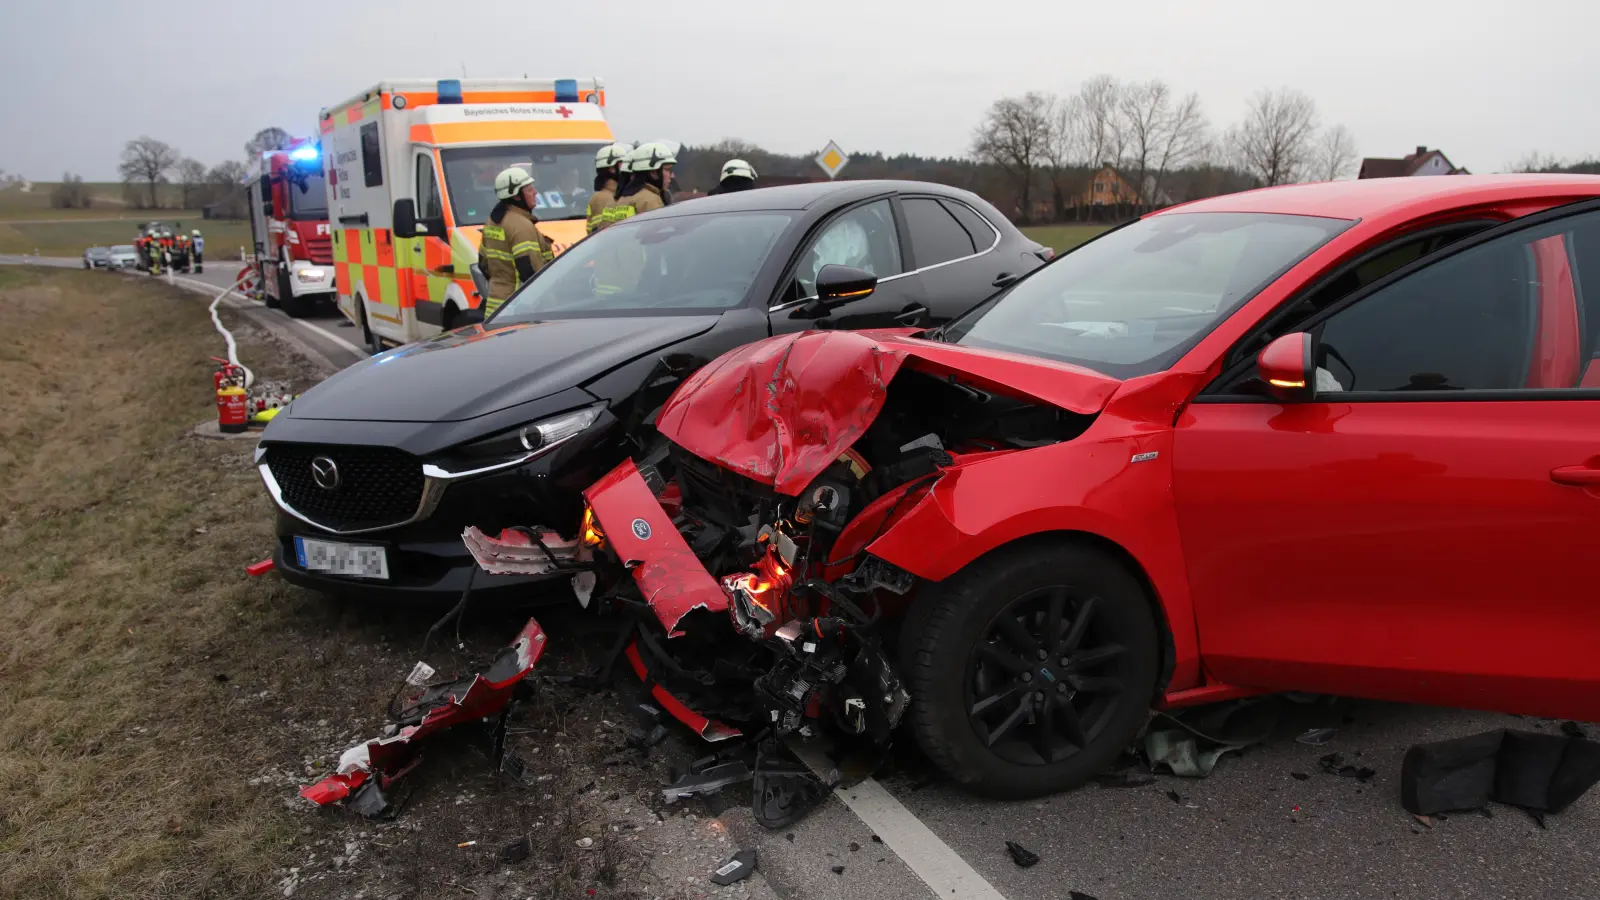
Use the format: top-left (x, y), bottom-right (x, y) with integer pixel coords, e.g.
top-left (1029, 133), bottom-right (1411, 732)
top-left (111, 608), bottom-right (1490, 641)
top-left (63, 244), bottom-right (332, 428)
top-left (461, 329), bottom-right (1100, 822)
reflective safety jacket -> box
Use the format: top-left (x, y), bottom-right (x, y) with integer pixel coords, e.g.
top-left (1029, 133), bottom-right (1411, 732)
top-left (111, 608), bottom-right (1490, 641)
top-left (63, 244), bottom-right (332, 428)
top-left (479, 203), bottom-right (553, 316)
top-left (587, 179), bottom-right (618, 234)
top-left (598, 183), bottom-right (666, 228)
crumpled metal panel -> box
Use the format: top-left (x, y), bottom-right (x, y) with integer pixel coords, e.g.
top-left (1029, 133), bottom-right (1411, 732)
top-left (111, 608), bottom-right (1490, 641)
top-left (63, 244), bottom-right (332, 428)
top-left (584, 459), bottom-right (728, 635)
top-left (657, 329), bottom-right (1121, 496)
top-left (300, 618), bottom-right (547, 808)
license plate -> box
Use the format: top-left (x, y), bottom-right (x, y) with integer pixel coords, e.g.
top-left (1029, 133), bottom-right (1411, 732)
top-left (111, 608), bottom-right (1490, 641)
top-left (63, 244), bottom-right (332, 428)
top-left (295, 536), bottom-right (389, 579)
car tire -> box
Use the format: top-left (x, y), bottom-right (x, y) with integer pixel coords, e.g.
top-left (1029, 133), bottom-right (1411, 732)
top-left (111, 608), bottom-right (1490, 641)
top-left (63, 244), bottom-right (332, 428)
top-left (901, 539), bottom-right (1159, 799)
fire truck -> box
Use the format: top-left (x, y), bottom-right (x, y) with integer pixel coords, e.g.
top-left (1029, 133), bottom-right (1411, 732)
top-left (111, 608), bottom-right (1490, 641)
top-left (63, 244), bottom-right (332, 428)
top-left (319, 78), bottom-right (613, 351)
top-left (247, 138), bottom-right (336, 318)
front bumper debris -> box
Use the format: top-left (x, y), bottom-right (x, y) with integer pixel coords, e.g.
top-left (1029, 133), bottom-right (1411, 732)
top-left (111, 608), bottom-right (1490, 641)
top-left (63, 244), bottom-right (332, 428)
top-left (300, 618), bottom-right (547, 816)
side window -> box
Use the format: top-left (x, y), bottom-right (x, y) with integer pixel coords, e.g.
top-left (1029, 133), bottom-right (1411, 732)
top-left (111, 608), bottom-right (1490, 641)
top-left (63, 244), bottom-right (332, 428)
top-left (943, 200), bottom-right (998, 252)
top-left (360, 122), bottom-right (382, 188)
top-left (902, 197), bottom-right (976, 267)
top-left (416, 154), bottom-right (442, 220)
top-left (794, 199), bottom-right (902, 298)
top-left (1315, 211), bottom-right (1600, 393)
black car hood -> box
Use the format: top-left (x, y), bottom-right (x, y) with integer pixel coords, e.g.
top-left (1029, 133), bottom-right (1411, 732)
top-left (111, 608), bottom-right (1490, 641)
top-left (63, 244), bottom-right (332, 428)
top-left (288, 316), bottom-right (720, 423)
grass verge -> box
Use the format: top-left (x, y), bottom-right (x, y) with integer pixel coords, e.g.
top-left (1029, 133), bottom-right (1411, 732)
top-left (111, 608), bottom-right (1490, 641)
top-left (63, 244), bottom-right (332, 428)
top-left (0, 216), bottom-right (253, 258)
top-left (1020, 223), bottom-right (1108, 254)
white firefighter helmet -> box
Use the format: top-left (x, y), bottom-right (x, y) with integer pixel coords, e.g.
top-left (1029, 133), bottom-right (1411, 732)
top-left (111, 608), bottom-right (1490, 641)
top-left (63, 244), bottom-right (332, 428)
top-left (595, 142), bottom-right (633, 170)
top-left (720, 159), bottom-right (757, 181)
top-left (494, 166), bottom-right (536, 200)
top-left (624, 141), bottom-right (678, 173)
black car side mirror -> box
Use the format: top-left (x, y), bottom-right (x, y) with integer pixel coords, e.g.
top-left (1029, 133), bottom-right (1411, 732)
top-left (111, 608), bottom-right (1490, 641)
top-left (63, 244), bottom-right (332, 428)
top-left (792, 265), bottom-right (877, 320)
top-left (393, 199), bottom-right (418, 239)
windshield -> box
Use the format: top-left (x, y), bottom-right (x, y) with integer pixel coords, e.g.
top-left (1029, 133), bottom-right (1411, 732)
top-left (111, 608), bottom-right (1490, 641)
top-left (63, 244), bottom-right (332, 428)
top-left (441, 144), bottom-right (604, 226)
top-left (494, 211), bottom-right (794, 320)
top-left (943, 212), bottom-right (1350, 378)
top-left (287, 171), bottom-right (328, 220)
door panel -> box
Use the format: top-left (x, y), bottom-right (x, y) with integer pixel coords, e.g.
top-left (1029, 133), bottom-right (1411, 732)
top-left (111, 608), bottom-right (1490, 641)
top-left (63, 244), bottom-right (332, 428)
top-left (1174, 201), bottom-right (1600, 721)
top-left (1175, 400), bottom-right (1600, 720)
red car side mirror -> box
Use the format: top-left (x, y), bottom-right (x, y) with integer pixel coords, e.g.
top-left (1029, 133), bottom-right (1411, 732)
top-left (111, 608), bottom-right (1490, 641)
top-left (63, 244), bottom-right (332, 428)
top-left (1257, 332), bottom-right (1315, 402)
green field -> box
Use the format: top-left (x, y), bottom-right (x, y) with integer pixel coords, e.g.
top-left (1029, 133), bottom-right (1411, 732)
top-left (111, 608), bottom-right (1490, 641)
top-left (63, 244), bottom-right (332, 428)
top-left (0, 182), bottom-right (252, 257)
top-left (1021, 223), bottom-right (1107, 254)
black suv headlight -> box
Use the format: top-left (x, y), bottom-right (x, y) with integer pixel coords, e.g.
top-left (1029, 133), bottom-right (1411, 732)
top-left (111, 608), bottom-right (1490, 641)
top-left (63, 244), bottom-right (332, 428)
top-left (451, 406), bottom-right (605, 464)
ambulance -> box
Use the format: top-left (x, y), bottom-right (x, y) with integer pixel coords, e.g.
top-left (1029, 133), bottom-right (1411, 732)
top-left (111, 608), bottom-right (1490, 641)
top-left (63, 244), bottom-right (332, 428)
top-left (319, 78), bottom-right (613, 350)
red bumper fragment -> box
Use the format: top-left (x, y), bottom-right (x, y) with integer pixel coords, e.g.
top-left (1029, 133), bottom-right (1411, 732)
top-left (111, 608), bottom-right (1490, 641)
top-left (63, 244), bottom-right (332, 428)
top-left (585, 459), bottom-right (728, 635)
top-left (300, 617), bottom-right (547, 810)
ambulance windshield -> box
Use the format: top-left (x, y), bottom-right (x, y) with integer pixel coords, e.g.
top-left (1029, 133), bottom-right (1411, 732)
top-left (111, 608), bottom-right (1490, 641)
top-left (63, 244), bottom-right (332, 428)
top-left (442, 145), bottom-right (604, 225)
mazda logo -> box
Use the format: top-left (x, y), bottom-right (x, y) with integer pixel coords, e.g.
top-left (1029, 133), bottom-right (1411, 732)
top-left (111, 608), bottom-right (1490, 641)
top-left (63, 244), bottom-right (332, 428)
top-left (310, 456), bottom-right (341, 490)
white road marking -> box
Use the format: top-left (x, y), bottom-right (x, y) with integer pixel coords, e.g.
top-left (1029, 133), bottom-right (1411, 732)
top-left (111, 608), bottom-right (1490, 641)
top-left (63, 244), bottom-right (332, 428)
top-left (791, 744), bottom-right (1010, 900)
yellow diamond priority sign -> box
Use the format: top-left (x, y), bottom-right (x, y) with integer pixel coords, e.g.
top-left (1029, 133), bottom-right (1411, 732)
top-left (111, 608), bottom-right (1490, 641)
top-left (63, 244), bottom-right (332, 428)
top-left (815, 140), bottom-right (849, 180)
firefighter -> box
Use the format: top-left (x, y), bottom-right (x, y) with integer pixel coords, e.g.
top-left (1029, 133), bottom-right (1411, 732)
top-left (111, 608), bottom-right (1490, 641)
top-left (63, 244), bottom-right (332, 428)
top-left (191, 229), bottom-right (205, 273)
top-left (477, 166), bottom-right (554, 318)
top-left (708, 158), bottom-right (757, 195)
top-left (148, 231), bottom-right (164, 275)
top-left (601, 142), bottom-right (676, 227)
top-left (588, 142), bottom-right (632, 234)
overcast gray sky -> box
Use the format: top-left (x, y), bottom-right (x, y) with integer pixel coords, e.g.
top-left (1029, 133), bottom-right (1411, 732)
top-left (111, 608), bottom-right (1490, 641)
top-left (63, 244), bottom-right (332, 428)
top-left (2, 0), bottom-right (1596, 180)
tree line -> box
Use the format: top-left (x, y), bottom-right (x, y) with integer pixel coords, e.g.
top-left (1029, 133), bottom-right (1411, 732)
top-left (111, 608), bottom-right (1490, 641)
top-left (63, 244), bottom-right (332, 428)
top-left (87, 127), bottom-right (295, 215)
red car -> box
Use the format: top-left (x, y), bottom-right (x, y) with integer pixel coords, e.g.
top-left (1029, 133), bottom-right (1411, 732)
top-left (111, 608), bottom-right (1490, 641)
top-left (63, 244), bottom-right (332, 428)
top-left (504, 175), bottom-right (1600, 800)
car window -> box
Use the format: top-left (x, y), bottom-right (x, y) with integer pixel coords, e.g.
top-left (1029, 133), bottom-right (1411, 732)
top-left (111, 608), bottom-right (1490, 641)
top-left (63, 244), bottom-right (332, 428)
top-left (794, 199), bottom-right (901, 298)
top-left (1314, 210), bottom-right (1600, 393)
top-left (903, 197), bottom-right (976, 267)
top-left (360, 122), bottom-right (382, 187)
top-left (944, 200), bottom-right (997, 251)
top-left (943, 212), bottom-right (1350, 379)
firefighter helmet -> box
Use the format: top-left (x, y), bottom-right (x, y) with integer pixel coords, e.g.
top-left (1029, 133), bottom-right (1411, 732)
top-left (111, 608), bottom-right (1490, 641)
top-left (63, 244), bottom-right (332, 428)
top-left (720, 159), bottom-right (757, 181)
top-left (624, 142), bottom-right (677, 173)
top-left (494, 166), bottom-right (536, 200)
top-left (595, 142), bottom-right (633, 170)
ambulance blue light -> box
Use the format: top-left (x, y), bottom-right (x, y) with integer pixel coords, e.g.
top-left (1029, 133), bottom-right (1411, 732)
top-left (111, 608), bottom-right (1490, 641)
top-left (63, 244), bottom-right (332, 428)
top-left (289, 145), bottom-right (319, 162)
top-left (555, 79), bottom-right (579, 103)
top-left (437, 79), bottom-right (463, 104)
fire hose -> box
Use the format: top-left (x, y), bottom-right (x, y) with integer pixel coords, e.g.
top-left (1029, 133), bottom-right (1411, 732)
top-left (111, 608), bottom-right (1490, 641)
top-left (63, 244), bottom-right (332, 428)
top-left (207, 268), bottom-right (257, 390)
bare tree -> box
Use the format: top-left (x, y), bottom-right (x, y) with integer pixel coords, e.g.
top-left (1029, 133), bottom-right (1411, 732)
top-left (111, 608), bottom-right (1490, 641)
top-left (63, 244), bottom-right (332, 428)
top-left (119, 136), bottom-right (179, 209)
top-left (1226, 88), bottom-right (1319, 187)
top-left (244, 127), bottom-right (293, 162)
top-left (1512, 151), bottom-right (1566, 173)
top-left (50, 173), bottom-right (90, 209)
top-left (970, 92), bottom-right (1053, 222)
top-left (1076, 75), bottom-right (1124, 168)
top-left (1311, 125), bottom-right (1359, 181)
top-left (1115, 81), bottom-right (1210, 208)
top-left (205, 161), bottom-right (251, 219)
top-left (176, 158), bottom-right (208, 208)
top-left (1041, 93), bottom-right (1085, 220)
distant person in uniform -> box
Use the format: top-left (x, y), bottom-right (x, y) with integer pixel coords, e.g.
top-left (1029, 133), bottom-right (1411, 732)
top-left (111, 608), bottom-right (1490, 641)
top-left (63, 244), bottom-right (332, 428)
top-left (477, 167), bottom-right (554, 318)
top-left (191, 229), bottom-right (205, 273)
top-left (708, 159), bottom-right (757, 195)
top-left (587, 142), bottom-right (631, 234)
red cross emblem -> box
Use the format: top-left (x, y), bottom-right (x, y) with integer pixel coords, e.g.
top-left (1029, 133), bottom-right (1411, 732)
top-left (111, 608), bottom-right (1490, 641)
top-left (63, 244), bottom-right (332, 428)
top-left (556, 106), bottom-right (573, 119)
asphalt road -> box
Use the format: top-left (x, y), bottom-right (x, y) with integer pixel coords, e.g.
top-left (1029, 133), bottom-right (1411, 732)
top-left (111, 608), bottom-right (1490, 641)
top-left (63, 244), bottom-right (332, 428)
top-left (7, 253), bottom-right (1597, 899)
top-left (175, 263), bottom-right (370, 370)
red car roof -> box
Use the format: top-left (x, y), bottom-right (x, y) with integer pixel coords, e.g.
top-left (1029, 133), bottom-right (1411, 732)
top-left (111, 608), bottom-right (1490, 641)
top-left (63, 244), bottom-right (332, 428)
top-left (1156, 174), bottom-right (1600, 223)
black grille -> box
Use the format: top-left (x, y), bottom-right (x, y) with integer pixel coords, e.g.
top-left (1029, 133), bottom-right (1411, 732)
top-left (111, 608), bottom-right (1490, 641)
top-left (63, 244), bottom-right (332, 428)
top-left (266, 444), bottom-right (425, 531)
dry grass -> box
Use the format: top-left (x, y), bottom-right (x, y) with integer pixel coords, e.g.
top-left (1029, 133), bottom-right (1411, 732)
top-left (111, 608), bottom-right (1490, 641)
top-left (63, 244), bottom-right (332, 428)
top-left (0, 268), bottom-right (308, 898)
top-left (0, 268), bottom-right (706, 899)
top-left (0, 217), bottom-right (254, 258)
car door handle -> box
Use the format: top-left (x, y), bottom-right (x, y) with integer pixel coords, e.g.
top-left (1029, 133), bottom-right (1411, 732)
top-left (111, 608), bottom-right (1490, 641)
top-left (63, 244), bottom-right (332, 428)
top-left (992, 272), bottom-right (1018, 288)
top-left (1550, 465), bottom-right (1600, 486)
top-left (895, 304), bottom-right (930, 326)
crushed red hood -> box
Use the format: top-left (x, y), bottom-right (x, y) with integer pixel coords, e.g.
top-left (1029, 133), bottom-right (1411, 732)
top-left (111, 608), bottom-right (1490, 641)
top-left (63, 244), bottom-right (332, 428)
top-left (655, 329), bottom-right (1122, 495)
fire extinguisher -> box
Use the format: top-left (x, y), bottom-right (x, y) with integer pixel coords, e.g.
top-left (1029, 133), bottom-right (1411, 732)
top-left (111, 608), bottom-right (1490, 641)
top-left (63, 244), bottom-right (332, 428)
top-left (212, 357), bottom-right (248, 433)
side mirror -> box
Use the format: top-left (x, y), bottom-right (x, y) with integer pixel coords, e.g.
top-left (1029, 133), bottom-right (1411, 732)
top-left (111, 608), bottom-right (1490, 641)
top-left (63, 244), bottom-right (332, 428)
top-left (792, 264), bottom-right (877, 319)
top-left (1257, 332), bottom-right (1315, 402)
top-left (393, 199), bottom-right (418, 239)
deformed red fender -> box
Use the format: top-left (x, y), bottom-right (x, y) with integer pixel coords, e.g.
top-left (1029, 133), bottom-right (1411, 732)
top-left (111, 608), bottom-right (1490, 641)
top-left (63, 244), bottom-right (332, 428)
top-left (656, 329), bottom-right (1122, 497)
